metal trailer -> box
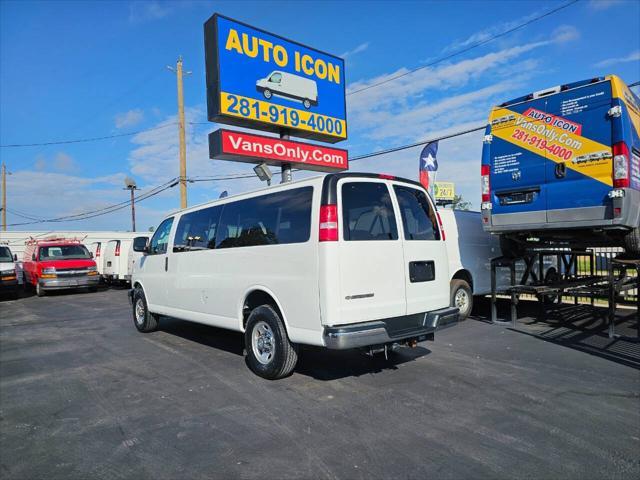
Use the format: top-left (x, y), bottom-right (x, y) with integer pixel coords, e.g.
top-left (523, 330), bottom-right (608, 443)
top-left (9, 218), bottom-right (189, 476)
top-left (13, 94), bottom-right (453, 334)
top-left (490, 249), bottom-right (639, 342)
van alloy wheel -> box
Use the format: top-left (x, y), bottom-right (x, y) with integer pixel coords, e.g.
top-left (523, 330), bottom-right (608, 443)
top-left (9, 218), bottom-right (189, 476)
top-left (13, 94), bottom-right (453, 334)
top-left (263, 89), bottom-right (272, 99)
top-left (135, 298), bottom-right (146, 326)
top-left (303, 99), bottom-right (311, 109)
top-left (454, 288), bottom-right (469, 315)
top-left (251, 321), bottom-right (275, 365)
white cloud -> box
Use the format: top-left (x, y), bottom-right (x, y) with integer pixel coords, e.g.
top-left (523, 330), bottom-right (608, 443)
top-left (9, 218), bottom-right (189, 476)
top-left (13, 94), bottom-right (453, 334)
top-left (552, 25), bottom-right (580, 44)
top-left (341, 42), bottom-right (370, 59)
top-left (595, 50), bottom-right (640, 68)
top-left (588, 0), bottom-right (624, 10)
top-left (128, 1), bottom-right (171, 24)
top-left (114, 109), bottom-right (144, 129)
top-left (54, 152), bottom-right (76, 172)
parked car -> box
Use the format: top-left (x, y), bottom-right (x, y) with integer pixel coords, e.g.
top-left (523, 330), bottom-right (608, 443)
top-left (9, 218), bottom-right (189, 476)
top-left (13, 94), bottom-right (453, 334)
top-left (23, 237), bottom-right (99, 297)
top-left (129, 173), bottom-right (458, 379)
top-left (0, 244), bottom-right (19, 299)
top-left (102, 239), bottom-right (133, 284)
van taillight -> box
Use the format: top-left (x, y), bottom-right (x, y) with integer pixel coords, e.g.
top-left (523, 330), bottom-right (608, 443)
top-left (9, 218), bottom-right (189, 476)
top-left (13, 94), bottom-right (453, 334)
top-left (481, 164), bottom-right (491, 202)
top-left (115, 242), bottom-right (121, 256)
top-left (613, 142), bottom-right (630, 188)
top-left (96, 244), bottom-right (100, 257)
top-left (319, 205), bottom-right (338, 242)
top-left (436, 212), bottom-right (446, 241)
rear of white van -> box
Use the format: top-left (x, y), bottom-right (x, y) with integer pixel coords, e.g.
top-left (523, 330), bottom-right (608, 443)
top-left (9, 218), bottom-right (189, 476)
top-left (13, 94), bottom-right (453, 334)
top-left (317, 173), bottom-right (458, 349)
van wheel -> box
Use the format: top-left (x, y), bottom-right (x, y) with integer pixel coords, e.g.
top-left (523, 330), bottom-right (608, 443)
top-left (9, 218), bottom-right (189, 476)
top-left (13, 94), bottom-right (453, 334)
top-left (132, 287), bottom-right (159, 333)
top-left (245, 305), bottom-right (298, 380)
top-left (450, 279), bottom-right (473, 320)
top-left (624, 227), bottom-right (640, 254)
top-left (263, 89), bottom-right (272, 99)
top-left (36, 282), bottom-right (45, 297)
top-left (303, 99), bottom-right (311, 109)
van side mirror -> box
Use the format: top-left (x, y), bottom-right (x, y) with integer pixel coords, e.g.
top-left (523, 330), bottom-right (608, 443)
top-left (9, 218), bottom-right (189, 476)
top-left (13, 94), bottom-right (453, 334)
top-left (89, 252), bottom-right (94, 258)
top-left (13, 254), bottom-right (17, 262)
top-left (133, 236), bottom-right (149, 253)
top-left (32, 253), bottom-right (36, 261)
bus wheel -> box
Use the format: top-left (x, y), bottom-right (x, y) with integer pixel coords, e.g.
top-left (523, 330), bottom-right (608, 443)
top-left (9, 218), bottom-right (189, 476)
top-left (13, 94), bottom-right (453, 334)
top-left (303, 99), bottom-right (311, 109)
top-left (263, 89), bottom-right (272, 99)
top-left (245, 305), bottom-right (298, 380)
top-left (624, 227), bottom-right (640, 255)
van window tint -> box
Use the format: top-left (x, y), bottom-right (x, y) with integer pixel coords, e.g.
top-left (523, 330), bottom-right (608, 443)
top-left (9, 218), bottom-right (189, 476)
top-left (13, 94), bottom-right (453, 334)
top-left (149, 217), bottom-right (174, 255)
top-left (394, 186), bottom-right (440, 240)
top-left (174, 206), bottom-right (222, 252)
top-left (216, 187), bottom-right (313, 249)
top-left (342, 182), bottom-right (398, 241)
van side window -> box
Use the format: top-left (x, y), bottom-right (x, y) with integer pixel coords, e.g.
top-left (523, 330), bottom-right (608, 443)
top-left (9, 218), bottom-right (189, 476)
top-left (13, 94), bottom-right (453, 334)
top-left (393, 186), bottom-right (440, 241)
top-left (341, 182), bottom-right (398, 241)
top-left (149, 217), bottom-right (174, 255)
top-left (174, 206), bottom-right (222, 252)
top-left (216, 187), bottom-right (313, 249)
top-left (269, 72), bottom-right (282, 84)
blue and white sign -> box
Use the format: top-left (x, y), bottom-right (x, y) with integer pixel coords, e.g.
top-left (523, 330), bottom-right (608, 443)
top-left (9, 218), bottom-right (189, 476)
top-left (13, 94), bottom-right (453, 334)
top-left (204, 14), bottom-right (347, 143)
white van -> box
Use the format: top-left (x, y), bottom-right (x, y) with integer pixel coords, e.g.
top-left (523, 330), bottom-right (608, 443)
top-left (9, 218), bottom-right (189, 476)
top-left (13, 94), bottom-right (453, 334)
top-left (103, 239), bottom-right (133, 284)
top-left (440, 209), bottom-right (557, 319)
top-left (256, 71), bottom-right (318, 109)
top-left (89, 242), bottom-right (104, 275)
top-left (129, 173), bottom-right (458, 379)
top-left (127, 235), bottom-right (150, 279)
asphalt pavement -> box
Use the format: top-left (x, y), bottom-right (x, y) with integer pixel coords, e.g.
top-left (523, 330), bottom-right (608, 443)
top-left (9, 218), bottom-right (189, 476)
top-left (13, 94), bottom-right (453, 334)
top-left (1, 288), bottom-right (638, 479)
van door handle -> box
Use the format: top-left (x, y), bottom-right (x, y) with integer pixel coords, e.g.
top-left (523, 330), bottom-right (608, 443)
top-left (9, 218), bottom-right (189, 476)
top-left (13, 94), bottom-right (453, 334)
top-left (164, 257), bottom-right (168, 272)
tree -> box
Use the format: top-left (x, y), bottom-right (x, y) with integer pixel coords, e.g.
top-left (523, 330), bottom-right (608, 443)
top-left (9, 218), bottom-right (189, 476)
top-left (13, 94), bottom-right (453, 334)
top-left (451, 194), bottom-right (472, 210)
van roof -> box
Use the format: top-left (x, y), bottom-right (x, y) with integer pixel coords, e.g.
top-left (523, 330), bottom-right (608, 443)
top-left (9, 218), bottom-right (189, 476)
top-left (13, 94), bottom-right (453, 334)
top-left (166, 172), bottom-right (428, 218)
top-left (497, 76), bottom-right (609, 108)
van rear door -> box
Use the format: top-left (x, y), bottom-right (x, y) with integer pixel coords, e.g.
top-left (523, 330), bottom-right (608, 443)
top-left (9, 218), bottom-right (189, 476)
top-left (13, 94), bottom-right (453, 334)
top-left (488, 95), bottom-right (549, 226)
top-left (392, 184), bottom-right (449, 314)
top-left (337, 180), bottom-right (406, 323)
top-left (543, 80), bottom-right (613, 223)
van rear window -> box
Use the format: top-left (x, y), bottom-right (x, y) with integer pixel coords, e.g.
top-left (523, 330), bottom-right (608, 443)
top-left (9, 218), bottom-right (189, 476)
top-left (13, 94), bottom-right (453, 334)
top-left (341, 182), bottom-right (398, 241)
top-left (393, 186), bottom-right (440, 241)
top-left (215, 187), bottom-right (313, 249)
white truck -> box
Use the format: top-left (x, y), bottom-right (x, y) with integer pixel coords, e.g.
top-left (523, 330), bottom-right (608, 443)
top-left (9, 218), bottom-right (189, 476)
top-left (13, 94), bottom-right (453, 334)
top-left (256, 71), bottom-right (318, 109)
top-left (129, 173), bottom-right (458, 379)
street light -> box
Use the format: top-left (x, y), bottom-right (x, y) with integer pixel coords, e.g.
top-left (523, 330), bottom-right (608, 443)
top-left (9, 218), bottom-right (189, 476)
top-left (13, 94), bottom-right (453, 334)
top-left (253, 162), bottom-right (273, 186)
top-left (123, 176), bottom-right (138, 232)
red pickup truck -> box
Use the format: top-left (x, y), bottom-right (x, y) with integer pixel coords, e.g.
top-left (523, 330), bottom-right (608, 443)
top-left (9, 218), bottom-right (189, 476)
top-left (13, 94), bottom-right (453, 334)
top-left (23, 237), bottom-right (99, 297)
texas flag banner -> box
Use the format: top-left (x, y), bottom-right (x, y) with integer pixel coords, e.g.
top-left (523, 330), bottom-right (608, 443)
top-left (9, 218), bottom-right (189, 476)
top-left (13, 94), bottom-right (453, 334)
top-left (419, 141), bottom-right (438, 190)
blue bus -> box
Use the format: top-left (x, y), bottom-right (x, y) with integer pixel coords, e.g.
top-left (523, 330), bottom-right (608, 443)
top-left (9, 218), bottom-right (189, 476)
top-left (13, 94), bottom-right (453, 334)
top-left (481, 75), bottom-right (640, 255)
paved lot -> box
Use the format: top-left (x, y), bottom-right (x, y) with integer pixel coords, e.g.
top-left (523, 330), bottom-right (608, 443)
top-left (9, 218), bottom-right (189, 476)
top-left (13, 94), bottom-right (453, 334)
top-left (1, 288), bottom-right (638, 479)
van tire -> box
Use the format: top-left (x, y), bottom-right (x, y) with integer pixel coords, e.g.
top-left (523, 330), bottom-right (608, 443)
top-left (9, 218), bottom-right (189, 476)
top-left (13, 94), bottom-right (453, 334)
top-left (624, 227), bottom-right (640, 254)
top-left (450, 279), bottom-right (473, 320)
top-left (245, 305), bottom-right (298, 380)
top-left (303, 99), bottom-right (311, 109)
top-left (132, 287), bottom-right (159, 333)
top-left (263, 89), bottom-right (272, 99)
top-left (36, 282), bottom-right (45, 297)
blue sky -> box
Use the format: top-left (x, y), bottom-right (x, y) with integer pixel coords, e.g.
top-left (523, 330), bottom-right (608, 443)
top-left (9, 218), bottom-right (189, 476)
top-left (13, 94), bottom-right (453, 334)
top-left (1, 0), bottom-right (639, 231)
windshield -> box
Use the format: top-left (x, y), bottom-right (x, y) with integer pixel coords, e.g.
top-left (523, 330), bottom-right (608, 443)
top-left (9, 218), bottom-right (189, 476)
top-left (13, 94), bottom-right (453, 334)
top-left (39, 245), bottom-right (91, 260)
top-left (0, 246), bottom-right (13, 263)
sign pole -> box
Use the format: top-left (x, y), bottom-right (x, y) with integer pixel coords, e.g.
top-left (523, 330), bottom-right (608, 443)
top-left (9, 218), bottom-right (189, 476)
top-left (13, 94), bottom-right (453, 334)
top-left (280, 129), bottom-right (292, 183)
top-left (1, 161), bottom-right (6, 231)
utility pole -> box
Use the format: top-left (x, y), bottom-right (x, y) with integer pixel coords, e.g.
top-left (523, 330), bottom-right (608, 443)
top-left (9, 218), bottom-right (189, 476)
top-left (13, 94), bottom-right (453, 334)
top-left (1, 162), bottom-right (6, 231)
top-left (168, 57), bottom-right (190, 209)
top-left (124, 177), bottom-right (138, 232)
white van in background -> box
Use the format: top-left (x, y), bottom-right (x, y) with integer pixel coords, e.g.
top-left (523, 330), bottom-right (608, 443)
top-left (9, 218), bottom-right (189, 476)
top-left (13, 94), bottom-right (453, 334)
top-left (256, 71), bottom-right (318, 109)
top-left (89, 242), bottom-right (104, 275)
top-left (130, 173), bottom-right (458, 379)
top-left (440, 209), bottom-right (556, 320)
top-left (102, 239), bottom-right (133, 284)
top-left (127, 235), bottom-right (150, 280)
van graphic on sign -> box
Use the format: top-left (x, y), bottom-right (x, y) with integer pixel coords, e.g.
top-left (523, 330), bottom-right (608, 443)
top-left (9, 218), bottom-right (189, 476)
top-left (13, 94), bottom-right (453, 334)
top-left (256, 71), bottom-right (318, 109)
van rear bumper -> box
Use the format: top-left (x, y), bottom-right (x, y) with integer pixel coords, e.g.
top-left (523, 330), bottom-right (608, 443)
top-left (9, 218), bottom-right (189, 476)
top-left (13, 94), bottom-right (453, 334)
top-left (323, 307), bottom-right (459, 350)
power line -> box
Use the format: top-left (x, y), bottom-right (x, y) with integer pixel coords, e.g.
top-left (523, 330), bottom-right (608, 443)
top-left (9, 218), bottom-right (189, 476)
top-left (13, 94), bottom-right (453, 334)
top-left (0, 123), bottom-right (177, 148)
top-left (347, 0), bottom-right (581, 96)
